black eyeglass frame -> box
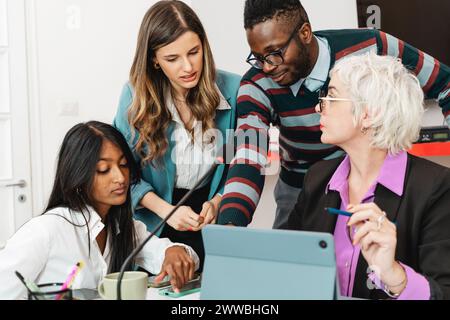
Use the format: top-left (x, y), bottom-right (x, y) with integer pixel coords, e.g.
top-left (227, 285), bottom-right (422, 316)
top-left (246, 21), bottom-right (306, 69)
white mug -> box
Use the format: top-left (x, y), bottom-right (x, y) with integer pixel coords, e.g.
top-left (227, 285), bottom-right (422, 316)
top-left (98, 271), bottom-right (148, 300)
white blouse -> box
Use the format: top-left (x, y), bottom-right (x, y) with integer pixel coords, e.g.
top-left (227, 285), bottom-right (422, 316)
top-left (0, 206), bottom-right (199, 299)
top-left (167, 86), bottom-right (231, 190)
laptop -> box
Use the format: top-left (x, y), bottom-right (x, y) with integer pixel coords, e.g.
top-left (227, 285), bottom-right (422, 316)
top-left (200, 225), bottom-right (338, 300)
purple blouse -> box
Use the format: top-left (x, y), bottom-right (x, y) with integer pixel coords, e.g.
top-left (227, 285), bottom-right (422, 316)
top-left (327, 151), bottom-right (430, 299)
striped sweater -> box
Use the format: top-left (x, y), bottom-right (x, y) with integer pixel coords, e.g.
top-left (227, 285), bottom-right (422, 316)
top-left (218, 28), bottom-right (450, 227)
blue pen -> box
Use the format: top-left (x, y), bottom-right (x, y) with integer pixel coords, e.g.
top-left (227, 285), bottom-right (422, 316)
top-left (325, 207), bottom-right (352, 217)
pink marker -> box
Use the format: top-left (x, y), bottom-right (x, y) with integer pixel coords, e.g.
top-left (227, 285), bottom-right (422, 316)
top-left (56, 261), bottom-right (83, 299)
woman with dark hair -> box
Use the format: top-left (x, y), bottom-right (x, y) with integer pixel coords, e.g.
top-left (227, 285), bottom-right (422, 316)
top-left (114, 0), bottom-right (240, 269)
top-left (0, 121), bottom-right (198, 299)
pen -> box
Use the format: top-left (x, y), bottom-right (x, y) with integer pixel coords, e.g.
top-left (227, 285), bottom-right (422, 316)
top-left (325, 207), bottom-right (352, 217)
top-left (326, 207), bottom-right (397, 225)
top-left (15, 271), bottom-right (42, 299)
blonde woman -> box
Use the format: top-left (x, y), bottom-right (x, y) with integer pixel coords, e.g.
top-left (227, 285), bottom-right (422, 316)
top-left (281, 52), bottom-right (450, 300)
top-left (113, 0), bottom-right (239, 269)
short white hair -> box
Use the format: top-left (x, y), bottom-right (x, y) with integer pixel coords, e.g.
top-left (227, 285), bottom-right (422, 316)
top-left (331, 51), bottom-right (424, 155)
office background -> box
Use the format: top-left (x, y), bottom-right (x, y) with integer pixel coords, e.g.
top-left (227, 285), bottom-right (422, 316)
top-left (0, 0), bottom-right (447, 246)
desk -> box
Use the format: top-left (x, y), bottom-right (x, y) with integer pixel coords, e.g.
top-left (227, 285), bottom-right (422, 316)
top-left (146, 287), bottom-right (200, 300)
top-left (76, 287), bottom-right (199, 300)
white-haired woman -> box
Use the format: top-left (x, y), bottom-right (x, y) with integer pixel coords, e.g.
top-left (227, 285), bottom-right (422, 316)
top-left (281, 52), bottom-right (450, 300)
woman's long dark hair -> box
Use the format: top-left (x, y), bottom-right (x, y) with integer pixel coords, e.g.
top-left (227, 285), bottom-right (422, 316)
top-left (44, 121), bottom-right (140, 273)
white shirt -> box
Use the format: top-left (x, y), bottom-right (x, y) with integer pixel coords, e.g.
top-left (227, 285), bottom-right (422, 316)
top-left (168, 85), bottom-right (231, 189)
top-left (0, 206), bottom-right (199, 299)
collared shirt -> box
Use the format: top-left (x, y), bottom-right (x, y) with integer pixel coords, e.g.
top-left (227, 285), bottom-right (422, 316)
top-left (168, 85), bottom-right (231, 190)
top-left (290, 36), bottom-right (331, 96)
top-left (0, 206), bottom-right (199, 299)
top-left (327, 151), bottom-right (430, 299)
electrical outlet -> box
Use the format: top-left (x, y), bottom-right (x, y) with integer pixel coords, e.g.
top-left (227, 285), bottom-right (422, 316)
top-left (58, 100), bottom-right (79, 116)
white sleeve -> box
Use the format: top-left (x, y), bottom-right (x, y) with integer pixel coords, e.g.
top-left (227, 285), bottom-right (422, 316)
top-left (0, 218), bottom-right (51, 299)
top-left (133, 220), bottom-right (200, 274)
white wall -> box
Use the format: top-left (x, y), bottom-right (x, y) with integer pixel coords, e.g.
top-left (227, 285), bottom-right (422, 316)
top-left (29, 0), bottom-right (172, 212)
top-left (192, 0), bottom-right (358, 76)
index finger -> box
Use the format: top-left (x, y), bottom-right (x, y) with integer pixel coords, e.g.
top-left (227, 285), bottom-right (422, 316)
top-left (154, 270), bottom-right (168, 284)
top-left (347, 202), bottom-right (381, 213)
top-left (164, 265), bottom-right (181, 293)
top-left (188, 211), bottom-right (204, 224)
top-left (199, 203), bottom-right (210, 218)
top-left (347, 208), bottom-right (383, 226)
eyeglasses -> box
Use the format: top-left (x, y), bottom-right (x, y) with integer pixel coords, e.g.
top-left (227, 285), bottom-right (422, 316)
top-left (246, 21), bottom-right (305, 69)
top-left (317, 89), bottom-right (359, 113)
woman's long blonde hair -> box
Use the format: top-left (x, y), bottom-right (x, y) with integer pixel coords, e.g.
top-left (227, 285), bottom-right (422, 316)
top-left (129, 0), bottom-right (219, 165)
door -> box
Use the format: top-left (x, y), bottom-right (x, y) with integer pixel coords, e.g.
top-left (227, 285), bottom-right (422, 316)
top-left (0, 0), bottom-right (32, 246)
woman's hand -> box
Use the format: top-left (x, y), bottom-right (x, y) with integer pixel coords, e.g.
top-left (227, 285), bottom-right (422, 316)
top-left (154, 246), bottom-right (196, 293)
top-left (196, 194), bottom-right (222, 230)
top-left (347, 202), bottom-right (407, 294)
top-left (166, 205), bottom-right (204, 231)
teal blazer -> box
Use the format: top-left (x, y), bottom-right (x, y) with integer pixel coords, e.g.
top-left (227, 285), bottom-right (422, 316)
top-left (113, 70), bottom-right (240, 235)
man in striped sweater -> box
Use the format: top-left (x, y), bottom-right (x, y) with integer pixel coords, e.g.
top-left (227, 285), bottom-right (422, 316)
top-left (217, 0), bottom-right (450, 228)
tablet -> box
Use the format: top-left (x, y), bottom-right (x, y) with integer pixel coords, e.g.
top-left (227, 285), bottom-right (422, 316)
top-left (200, 225), bottom-right (337, 300)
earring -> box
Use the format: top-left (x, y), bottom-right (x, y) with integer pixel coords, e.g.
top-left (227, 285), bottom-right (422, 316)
top-left (154, 62), bottom-right (160, 69)
top-left (361, 127), bottom-right (369, 134)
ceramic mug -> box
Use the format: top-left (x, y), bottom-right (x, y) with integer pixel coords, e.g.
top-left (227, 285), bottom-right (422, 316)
top-left (98, 271), bottom-right (148, 300)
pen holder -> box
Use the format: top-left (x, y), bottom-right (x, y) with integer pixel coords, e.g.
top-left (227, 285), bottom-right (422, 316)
top-left (27, 283), bottom-right (73, 300)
